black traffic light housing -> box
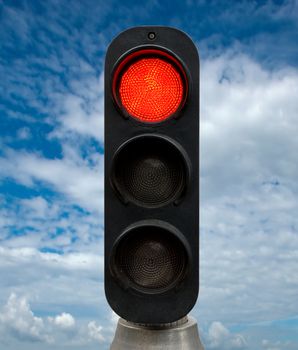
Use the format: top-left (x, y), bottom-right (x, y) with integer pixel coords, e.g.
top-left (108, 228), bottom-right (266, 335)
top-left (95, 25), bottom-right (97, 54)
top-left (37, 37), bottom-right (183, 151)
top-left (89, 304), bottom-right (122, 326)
top-left (105, 26), bottom-right (199, 324)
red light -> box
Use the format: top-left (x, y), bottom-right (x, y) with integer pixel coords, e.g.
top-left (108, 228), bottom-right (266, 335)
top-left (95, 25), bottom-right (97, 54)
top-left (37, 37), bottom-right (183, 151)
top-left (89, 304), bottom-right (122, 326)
top-left (113, 51), bottom-right (187, 123)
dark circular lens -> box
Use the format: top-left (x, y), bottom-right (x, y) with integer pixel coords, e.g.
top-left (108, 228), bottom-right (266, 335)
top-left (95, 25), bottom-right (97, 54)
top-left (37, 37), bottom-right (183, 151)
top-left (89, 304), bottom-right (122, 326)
top-left (112, 224), bottom-right (188, 292)
top-left (112, 135), bottom-right (188, 207)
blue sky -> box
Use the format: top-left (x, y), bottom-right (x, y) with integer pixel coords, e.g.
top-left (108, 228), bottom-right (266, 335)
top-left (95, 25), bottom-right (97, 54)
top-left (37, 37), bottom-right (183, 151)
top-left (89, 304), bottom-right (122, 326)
top-left (0, 0), bottom-right (298, 349)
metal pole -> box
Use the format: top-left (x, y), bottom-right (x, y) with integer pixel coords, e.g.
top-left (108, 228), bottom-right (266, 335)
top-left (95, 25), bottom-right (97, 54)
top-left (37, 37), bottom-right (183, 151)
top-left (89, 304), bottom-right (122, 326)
top-left (110, 315), bottom-right (205, 350)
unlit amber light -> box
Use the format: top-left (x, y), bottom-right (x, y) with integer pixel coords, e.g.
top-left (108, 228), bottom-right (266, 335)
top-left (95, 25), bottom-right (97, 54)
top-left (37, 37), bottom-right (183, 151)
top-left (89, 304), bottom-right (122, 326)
top-left (118, 57), bottom-right (185, 123)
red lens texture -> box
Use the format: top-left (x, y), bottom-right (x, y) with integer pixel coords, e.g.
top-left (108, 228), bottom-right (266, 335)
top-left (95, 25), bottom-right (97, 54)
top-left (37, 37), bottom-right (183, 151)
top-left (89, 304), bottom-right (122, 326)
top-left (114, 52), bottom-right (186, 123)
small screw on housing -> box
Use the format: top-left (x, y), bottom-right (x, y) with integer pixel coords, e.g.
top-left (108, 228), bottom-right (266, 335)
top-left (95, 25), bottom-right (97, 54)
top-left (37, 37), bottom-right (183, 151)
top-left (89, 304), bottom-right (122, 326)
top-left (148, 32), bottom-right (156, 40)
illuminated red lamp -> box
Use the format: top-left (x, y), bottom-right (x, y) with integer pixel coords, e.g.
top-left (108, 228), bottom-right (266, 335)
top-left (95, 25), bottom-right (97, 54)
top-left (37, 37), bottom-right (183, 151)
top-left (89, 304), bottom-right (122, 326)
top-left (113, 49), bottom-right (188, 123)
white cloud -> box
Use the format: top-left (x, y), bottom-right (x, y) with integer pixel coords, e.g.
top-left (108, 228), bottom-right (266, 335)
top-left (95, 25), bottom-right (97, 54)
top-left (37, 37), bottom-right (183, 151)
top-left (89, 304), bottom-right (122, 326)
top-left (261, 338), bottom-right (294, 350)
top-left (52, 73), bottom-right (104, 143)
top-left (0, 194), bottom-right (103, 256)
top-left (49, 313), bottom-right (75, 329)
top-left (0, 246), bottom-right (104, 274)
top-left (200, 52), bottom-right (298, 202)
top-left (0, 246), bottom-right (105, 325)
top-left (262, 339), bottom-right (281, 350)
top-left (0, 294), bottom-right (107, 348)
top-left (206, 321), bottom-right (247, 349)
top-left (0, 148), bottom-right (104, 213)
top-left (88, 321), bottom-right (105, 342)
top-left (17, 127), bottom-right (32, 140)
top-left (22, 196), bottom-right (52, 218)
top-left (0, 293), bottom-right (52, 343)
top-left (194, 51), bottom-right (298, 329)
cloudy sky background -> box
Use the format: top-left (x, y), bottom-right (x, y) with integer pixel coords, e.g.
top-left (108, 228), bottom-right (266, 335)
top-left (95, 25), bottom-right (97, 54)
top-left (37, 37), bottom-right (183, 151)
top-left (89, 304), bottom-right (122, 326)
top-left (0, 0), bottom-right (298, 349)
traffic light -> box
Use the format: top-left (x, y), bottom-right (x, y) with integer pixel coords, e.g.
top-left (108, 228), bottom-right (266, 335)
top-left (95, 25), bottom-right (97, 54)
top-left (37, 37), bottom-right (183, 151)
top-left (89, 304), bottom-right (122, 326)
top-left (104, 26), bottom-right (199, 324)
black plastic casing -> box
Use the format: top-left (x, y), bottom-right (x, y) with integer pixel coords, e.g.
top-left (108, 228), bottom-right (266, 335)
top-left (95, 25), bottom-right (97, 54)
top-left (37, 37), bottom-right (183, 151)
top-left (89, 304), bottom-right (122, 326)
top-left (104, 26), bottom-right (200, 324)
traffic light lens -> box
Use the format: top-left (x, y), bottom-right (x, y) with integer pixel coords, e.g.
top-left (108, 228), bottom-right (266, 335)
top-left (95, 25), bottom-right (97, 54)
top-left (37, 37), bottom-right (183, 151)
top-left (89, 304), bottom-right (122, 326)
top-left (113, 50), bottom-right (187, 123)
top-left (113, 224), bottom-right (188, 292)
top-left (112, 135), bottom-right (188, 207)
